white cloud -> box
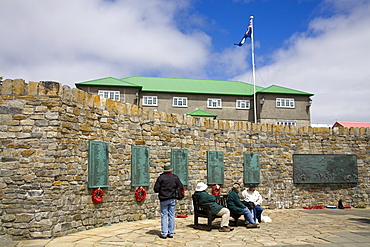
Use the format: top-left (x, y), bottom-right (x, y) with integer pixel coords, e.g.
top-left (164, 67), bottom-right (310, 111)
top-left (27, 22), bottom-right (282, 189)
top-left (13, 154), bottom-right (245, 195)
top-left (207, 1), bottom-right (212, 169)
top-left (0, 0), bottom-right (211, 87)
top-left (1, 0), bottom-right (369, 124)
top-left (233, 1), bottom-right (370, 124)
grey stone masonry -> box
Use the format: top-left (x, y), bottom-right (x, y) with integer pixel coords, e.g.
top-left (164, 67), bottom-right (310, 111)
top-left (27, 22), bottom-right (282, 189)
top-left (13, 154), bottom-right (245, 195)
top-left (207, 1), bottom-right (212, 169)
top-left (0, 79), bottom-right (369, 240)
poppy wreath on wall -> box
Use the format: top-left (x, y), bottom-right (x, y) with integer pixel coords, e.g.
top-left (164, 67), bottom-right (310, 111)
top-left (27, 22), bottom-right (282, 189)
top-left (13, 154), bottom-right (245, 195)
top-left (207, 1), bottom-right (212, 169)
top-left (134, 187), bottom-right (147, 201)
top-left (91, 188), bottom-right (104, 204)
top-left (212, 185), bottom-right (221, 195)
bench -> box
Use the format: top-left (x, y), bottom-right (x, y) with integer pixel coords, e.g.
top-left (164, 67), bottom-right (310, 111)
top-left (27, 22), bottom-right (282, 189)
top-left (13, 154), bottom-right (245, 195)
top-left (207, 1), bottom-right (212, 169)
top-left (192, 194), bottom-right (241, 230)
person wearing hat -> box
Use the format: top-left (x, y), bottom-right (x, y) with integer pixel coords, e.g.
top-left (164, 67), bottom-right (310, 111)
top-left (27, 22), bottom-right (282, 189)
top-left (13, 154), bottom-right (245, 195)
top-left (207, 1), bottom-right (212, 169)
top-left (242, 183), bottom-right (263, 223)
top-left (154, 164), bottom-right (184, 239)
top-left (227, 183), bottom-right (259, 228)
top-left (193, 182), bottom-right (234, 232)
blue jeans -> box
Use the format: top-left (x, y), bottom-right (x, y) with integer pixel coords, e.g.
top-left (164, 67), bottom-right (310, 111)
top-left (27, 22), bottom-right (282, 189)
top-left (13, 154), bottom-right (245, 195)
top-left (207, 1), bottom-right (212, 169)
top-left (160, 198), bottom-right (176, 237)
top-left (253, 205), bottom-right (264, 222)
top-left (240, 208), bottom-right (255, 224)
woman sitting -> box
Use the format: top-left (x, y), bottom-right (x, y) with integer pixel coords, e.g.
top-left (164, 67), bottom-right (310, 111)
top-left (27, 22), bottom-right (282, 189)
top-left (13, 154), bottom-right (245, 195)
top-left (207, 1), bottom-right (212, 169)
top-left (227, 183), bottom-right (259, 228)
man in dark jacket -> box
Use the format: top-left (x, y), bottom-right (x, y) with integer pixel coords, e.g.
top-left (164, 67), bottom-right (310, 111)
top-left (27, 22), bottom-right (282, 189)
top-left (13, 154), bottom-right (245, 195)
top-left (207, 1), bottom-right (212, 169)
top-left (227, 183), bottom-right (259, 228)
top-left (193, 182), bottom-right (234, 232)
top-left (154, 164), bottom-right (184, 239)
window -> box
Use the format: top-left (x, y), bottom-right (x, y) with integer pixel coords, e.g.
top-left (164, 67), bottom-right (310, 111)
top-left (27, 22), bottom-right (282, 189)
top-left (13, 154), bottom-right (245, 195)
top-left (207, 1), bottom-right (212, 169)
top-left (236, 100), bottom-right (250, 109)
top-left (143, 96), bottom-right (157, 106)
top-left (276, 98), bottom-right (294, 108)
top-left (173, 97), bottom-right (187, 107)
top-left (207, 98), bottom-right (222, 108)
top-left (98, 90), bottom-right (120, 101)
top-left (276, 121), bottom-right (297, 126)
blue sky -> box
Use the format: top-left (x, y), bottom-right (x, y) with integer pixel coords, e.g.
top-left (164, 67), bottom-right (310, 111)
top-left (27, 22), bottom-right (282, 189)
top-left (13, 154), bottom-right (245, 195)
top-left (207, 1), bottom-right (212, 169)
top-left (1, 0), bottom-right (370, 124)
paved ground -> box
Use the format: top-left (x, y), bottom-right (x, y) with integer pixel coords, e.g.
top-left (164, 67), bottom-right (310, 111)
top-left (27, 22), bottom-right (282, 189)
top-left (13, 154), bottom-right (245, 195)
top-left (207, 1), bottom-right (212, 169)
top-left (1, 208), bottom-right (370, 247)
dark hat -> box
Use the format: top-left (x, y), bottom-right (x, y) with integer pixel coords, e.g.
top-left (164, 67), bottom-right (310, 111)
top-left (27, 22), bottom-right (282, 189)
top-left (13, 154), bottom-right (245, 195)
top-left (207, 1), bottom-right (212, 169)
top-left (248, 183), bottom-right (257, 188)
top-left (163, 164), bottom-right (172, 173)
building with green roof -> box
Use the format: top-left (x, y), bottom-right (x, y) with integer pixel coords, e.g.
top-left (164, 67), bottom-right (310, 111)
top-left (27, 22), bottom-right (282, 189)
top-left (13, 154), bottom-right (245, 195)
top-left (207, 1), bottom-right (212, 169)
top-left (76, 76), bottom-right (314, 126)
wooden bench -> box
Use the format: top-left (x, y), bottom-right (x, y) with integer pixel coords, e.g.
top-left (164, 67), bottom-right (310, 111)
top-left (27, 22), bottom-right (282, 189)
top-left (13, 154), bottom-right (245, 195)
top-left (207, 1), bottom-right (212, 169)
top-left (192, 194), bottom-right (241, 230)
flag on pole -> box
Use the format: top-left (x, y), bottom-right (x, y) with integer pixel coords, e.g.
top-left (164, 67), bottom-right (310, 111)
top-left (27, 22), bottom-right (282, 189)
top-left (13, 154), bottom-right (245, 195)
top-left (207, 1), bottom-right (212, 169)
top-left (234, 19), bottom-right (252, 46)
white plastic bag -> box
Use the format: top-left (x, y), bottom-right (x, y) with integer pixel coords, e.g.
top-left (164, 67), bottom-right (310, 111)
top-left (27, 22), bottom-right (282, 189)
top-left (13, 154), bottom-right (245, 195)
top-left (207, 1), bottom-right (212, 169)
top-left (261, 215), bottom-right (272, 223)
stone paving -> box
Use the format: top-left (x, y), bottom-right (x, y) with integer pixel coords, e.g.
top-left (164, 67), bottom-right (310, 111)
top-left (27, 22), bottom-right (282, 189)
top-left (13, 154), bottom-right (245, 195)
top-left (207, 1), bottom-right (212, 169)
top-left (2, 209), bottom-right (370, 247)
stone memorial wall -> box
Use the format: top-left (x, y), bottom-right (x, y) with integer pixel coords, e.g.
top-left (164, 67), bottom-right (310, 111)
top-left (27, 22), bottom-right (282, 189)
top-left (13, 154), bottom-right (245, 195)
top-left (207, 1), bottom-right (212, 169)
top-left (0, 79), bottom-right (369, 240)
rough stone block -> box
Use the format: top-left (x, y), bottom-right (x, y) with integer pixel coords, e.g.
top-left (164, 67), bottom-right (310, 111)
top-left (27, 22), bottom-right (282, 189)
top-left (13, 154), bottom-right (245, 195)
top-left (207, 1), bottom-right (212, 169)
top-left (38, 81), bottom-right (60, 96)
top-left (2, 79), bottom-right (13, 95)
top-left (13, 79), bottom-right (26, 95)
top-left (28, 81), bottom-right (38, 96)
top-left (15, 213), bottom-right (34, 223)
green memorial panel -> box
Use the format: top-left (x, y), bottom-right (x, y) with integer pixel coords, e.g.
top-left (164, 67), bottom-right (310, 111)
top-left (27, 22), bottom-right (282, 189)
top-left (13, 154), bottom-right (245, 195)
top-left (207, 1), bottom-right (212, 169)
top-left (131, 146), bottom-right (150, 186)
top-left (88, 141), bottom-right (109, 188)
top-left (243, 152), bottom-right (260, 184)
top-left (171, 149), bottom-right (188, 185)
top-left (293, 154), bottom-right (358, 183)
top-left (207, 151), bottom-right (224, 185)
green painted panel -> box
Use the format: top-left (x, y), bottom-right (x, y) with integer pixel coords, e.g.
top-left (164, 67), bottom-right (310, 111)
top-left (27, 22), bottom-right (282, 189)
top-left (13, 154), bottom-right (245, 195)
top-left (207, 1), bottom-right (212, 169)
top-left (243, 152), bottom-right (260, 184)
top-left (171, 149), bottom-right (188, 185)
top-left (293, 154), bottom-right (358, 183)
top-left (131, 146), bottom-right (150, 186)
top-left (207, 151), bottom-right (224, 185)
top-left (88, 141), bottom-right (109, 188)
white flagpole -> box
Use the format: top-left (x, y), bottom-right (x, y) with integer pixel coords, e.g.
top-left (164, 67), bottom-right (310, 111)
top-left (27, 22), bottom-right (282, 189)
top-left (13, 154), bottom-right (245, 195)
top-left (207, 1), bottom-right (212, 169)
top-left (250, 16), bottom-right (257, 123)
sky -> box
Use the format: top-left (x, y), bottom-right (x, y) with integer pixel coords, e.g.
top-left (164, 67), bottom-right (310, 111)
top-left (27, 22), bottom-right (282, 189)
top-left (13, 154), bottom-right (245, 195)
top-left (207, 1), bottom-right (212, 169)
top-left (1, 0), bottom-right (370, 125)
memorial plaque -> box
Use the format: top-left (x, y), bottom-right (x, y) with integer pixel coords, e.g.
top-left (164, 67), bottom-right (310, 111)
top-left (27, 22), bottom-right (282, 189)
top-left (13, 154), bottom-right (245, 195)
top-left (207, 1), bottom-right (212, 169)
top-left (88, 141), bottom-right (109, 188)
top-left (243, 152), bottom-right (260, 184)
top-left (207, 151), bottom-right (224, 185)
top-left (293, 154), bottom-right (358, 183)
top-left (131, 146), bottom-right (150, 186)
top-left (171, 149), bottom-right (188, 185)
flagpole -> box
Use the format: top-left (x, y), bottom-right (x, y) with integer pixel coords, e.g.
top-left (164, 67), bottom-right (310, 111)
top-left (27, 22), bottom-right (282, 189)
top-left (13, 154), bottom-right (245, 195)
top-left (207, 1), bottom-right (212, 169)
top-left (250, 16), bottom-right (257, 123)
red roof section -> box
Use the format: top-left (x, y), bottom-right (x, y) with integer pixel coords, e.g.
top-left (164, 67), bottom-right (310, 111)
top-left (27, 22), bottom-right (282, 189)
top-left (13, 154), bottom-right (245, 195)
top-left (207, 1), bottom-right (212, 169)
top-left (332, 122), bottom-right (370, 128)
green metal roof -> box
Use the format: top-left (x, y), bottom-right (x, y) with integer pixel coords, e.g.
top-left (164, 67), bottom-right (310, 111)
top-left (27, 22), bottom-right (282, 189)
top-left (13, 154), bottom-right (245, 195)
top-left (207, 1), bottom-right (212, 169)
top-left (75, 76), bottom-right (314, 97)
top-left (120, 76), bottom-right (263, 96)
top-left (75, 77), bottom-right (140, 87)
top-left (187, 109), bottom-right (218, 117)
top-left (258, 85), bottom-right (314, 96)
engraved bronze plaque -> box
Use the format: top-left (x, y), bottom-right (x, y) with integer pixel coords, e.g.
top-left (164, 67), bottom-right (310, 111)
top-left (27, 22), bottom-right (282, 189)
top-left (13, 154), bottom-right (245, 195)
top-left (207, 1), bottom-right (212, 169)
top-left (171, 149), bottom-right (188, 185)
top-left (243, 152), bottom-right (260, 184)
top-left (293, 154), bottom-right (358, 183)
top-left (131, 146), bottom-right (150, 186)
top-left (88, 141), bottom-right (109, 188)
top-left (207, 151), bottom-right (224, 185)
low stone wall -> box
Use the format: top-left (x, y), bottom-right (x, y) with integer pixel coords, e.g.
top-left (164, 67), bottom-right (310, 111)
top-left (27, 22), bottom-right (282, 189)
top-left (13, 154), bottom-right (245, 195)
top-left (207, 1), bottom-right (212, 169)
top-left (0, 79), bottom-right (369, 240)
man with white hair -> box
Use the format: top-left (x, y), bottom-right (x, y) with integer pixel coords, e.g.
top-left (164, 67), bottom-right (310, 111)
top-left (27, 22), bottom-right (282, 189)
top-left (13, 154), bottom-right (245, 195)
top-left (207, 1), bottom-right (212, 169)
top-left (193, 182), bottom-right (234, 232)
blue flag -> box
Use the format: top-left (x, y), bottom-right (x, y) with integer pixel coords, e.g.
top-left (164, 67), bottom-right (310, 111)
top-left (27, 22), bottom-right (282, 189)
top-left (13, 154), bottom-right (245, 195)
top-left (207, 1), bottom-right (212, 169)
top-left (234, 19), bottom-right (252, 46)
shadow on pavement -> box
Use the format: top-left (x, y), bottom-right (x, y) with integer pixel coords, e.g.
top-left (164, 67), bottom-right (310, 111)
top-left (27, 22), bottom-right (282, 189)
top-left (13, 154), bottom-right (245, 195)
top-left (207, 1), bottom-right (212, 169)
top-left (348, 217), bottom-right (370, 224)
top-left (146, 229), bottom-right (161, 236)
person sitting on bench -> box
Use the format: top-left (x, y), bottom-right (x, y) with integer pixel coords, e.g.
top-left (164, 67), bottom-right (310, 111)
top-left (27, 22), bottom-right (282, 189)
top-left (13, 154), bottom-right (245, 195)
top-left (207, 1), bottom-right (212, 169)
top-left (193, 182), bottom-right (234, 232)
top-left (242, 183), bottom-right (264, 223)
top-left (227, 183), bottom-right (259, 228)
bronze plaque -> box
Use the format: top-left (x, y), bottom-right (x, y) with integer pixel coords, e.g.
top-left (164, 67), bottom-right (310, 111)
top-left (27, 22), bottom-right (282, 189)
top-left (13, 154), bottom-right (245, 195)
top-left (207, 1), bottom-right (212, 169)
top-left (131, 146), bottom-right (150, 186)
top-left (207, 151), bottom-right (224, 185)
top-left (293, 154), bottom-right (358, 183)
top-left (171, 149), bottom-right (188, 185)
top-left (88, 141), bottom-right (109, 188)
top-left (243, 152), bottom-right (260, 184)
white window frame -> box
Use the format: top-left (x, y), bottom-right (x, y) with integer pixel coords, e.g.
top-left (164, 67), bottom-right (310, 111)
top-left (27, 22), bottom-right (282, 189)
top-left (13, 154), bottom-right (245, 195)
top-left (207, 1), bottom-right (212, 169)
top-left (172, 97), bottom-right (188, 107)
top-left (276, 98), bottom-right (295, 108)
top-left (142, 96), bottom-right (158, 106)
top-left (236, 100), bottom-right (250, 109)
top-left (207, 98), bottom-right (222, 108)
top-left (276, 121), bottom-right (297, 126)
top-left (98, 90), bottom-right (120, 101)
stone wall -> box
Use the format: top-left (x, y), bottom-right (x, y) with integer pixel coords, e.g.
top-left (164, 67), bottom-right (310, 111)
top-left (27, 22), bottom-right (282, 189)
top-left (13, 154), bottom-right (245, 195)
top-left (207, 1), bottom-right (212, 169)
top-left (0, 79), bottom-right (369, 240)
